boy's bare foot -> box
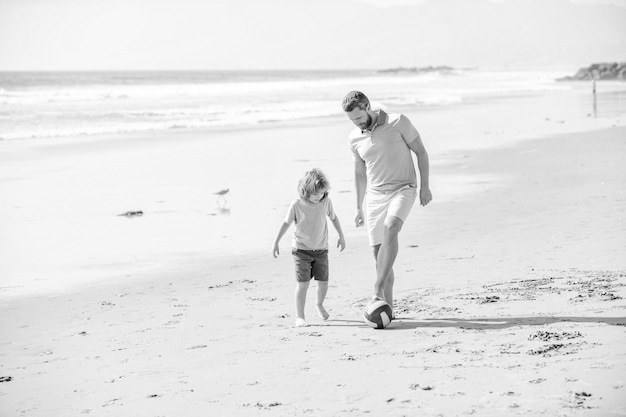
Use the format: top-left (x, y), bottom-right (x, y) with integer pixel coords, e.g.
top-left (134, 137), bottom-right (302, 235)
top-left (316, 305), bottom-right (329, 320)
top-left (295, 318), bottom-right (308, 327)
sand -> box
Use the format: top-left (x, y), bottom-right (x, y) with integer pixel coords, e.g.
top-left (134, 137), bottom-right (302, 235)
top-left (1, 90), bottom-right (625, 416)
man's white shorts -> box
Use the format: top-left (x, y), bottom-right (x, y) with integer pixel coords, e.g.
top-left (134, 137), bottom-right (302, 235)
top-left (366, 184), bottom-right (417, 247)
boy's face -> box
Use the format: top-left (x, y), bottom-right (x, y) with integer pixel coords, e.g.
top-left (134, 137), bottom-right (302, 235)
top-left (346, 107), bottom-right (371, 131)
top-left (308, 188), bottom-right (327, 204)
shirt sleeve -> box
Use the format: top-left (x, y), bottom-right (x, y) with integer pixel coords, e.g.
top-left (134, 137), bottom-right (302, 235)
top-left (349, 130), bottom-right (365, 161)
top-left (350, 144), bottom-right (361, 161)
top-left (284, 201), bottom-right (297, 225)
top-left (325, 198), bottom-right (336, 221)
top-left (399, 114), bottom-right (420, 145)
top-left (349, 140), bottom-right (364, 162)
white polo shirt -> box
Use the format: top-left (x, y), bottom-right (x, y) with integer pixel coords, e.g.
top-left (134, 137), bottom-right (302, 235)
top-left (349, 109), bottom-right (419, 193)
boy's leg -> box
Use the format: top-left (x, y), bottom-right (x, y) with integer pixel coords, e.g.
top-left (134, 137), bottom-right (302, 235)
top-left (292, 249), bottom-right (314, 327)
top-left (311, 251), bottom-right (330, 320)
top-left (315, 281), bottom-right (329, 320)
top-left (295, 281), bottom-right (310, 327)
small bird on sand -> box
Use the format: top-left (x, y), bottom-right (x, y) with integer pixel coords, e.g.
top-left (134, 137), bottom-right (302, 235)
top-left (214, 188), bottom-right (230, 203)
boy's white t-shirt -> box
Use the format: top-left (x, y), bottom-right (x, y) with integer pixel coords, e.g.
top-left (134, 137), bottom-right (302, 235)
top-left (284, 198), bottom-right (336, 250)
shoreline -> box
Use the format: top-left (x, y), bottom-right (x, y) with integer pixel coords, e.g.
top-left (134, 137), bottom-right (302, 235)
top-left (2, 76), bottom-right (624, 150)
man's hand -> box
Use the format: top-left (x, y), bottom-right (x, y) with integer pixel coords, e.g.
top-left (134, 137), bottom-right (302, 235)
top-left (420, 187), bottom-right (432, 206)
top-left (354, 208), bottom-right (365, 227)
top-left (272, 242), bottom-right (280, 258)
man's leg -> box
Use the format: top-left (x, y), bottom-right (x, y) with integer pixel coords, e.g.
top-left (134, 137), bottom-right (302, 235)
top-left (372, 244), bottom-right (396, 313)
top-left (372, 215), bottom-right (403, 309)
top-left (384, 269), bottom-right (395, 315)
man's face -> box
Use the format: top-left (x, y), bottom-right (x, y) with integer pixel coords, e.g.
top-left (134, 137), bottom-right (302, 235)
top-left (346, 107), bottom-right (371, 130)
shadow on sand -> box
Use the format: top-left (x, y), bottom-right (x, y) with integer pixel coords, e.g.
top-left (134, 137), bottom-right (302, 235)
top-left (387, 316), bottom-right (626, 331)
top-left (314, 316), bottom-right (626, 330)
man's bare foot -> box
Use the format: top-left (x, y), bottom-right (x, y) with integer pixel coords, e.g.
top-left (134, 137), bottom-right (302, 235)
top-left (370, 296), bottom-right (394, 319)
top-left (295, 318), bottom-right (308, 327)
top-left (316, 305), bottom-right (329, 320)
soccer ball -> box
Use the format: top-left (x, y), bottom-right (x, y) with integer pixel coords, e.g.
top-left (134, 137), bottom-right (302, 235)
top-left (363, 299), bottom-right (393, 329)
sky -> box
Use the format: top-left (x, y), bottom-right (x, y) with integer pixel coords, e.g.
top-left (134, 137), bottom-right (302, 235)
top-left (0, 0), bottom-right (625, 71)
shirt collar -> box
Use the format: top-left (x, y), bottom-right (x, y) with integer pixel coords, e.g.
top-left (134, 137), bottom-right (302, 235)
top-left (362, 109), bottom-right (388, 134)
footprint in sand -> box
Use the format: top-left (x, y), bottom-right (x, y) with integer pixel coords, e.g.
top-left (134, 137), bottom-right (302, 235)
top-left (570, 391), bottom-right (593, 409)
top-left (188, 345), bottom-right (208, 350)
top-left (208, 279), bottom-right (256, 290)
top-left (527, 343), bottom-right (565, 356)
top-left (409, 384), bottom-right (434, 391)
top-left (528, 330), bottom-right (582, 341)
top-left (247, 296), bottom-right (276, 302)
top-left (243, 401), bottom-right (282, 410)
top-left (102, 398), bottom-right (123, 407)
top-left (478, 295), bottom-right (500, 304)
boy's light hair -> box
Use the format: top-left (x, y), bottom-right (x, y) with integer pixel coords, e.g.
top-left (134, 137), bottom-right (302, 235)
top-left (298, 168), bottom-right (330, 201)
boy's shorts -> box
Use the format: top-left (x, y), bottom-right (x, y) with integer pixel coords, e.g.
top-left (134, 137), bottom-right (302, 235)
top-left (366, 184), bottom-right (417, 247)
top-left (291, 249), bottom-right (329, 282)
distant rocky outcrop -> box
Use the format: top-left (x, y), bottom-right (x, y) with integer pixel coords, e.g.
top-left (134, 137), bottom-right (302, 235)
top-left (378, 65), bottom-right (456, 74)
top-left (558, 62), bottom-right (626, 81)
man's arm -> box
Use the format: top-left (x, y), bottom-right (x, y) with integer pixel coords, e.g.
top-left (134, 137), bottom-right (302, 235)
top-left (407, 135), bottom-right (432, 206)
top-left (354, 157), bottom-right (367, 226)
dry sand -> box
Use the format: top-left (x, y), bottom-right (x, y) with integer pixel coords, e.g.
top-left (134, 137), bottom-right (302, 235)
top-left (1, 105), bottom-right (625, 416)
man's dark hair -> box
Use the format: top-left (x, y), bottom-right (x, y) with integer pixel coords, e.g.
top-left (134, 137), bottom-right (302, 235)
top-left (342, 91), bottom-right (370, 112)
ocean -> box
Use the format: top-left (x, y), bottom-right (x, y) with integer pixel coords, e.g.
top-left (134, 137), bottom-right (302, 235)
top-left (0, 68), bottom-right (584, 142)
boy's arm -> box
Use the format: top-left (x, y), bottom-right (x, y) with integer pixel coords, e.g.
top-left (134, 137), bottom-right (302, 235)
top-left (331, 216), bottom-right (346, 251)
top-left (272, 222), bottom-right (290, 258)
top-left (407, 135), bottom-right (432, 206)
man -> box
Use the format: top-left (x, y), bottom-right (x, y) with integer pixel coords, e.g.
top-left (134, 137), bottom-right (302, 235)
top-left (343, 91), bottom-right (432, 316)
